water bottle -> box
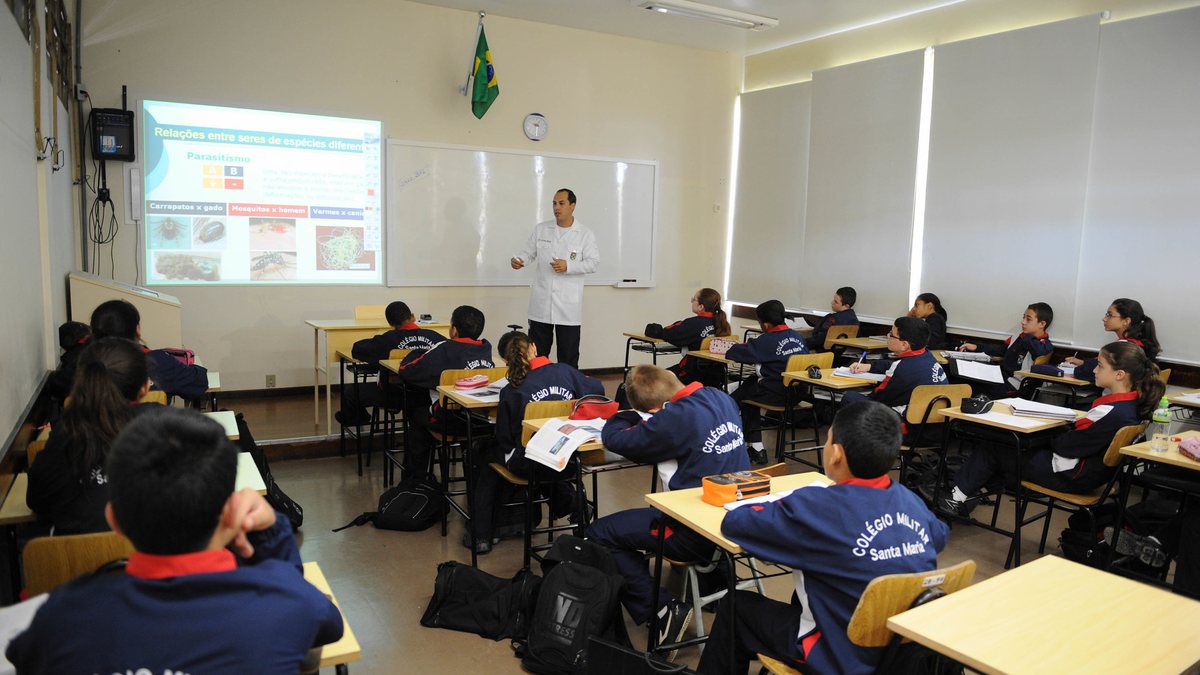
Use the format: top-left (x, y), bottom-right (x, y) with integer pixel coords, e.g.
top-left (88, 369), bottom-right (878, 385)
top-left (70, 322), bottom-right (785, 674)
top-left (1148, 396), bottom-right (1172, 452)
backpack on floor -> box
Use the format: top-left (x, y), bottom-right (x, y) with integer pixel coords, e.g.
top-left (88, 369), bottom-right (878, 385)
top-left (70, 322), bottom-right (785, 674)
top-left (233, 411), bottom-right (304, 530)
top-left (420, 561), bottom-right (542, 640)
top-left (332, 473), bottom-right (444, 533)
top-left (516, 536), bottom-right (629, 675)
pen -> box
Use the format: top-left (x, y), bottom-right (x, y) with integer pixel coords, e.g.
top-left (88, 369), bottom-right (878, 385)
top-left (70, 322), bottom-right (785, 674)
top-left (857, 351), bottom-right (866, 364)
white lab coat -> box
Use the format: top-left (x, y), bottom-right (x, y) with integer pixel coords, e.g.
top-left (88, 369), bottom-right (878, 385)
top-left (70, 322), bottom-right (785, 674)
top-left (514, 219), bottom-right (599, 326)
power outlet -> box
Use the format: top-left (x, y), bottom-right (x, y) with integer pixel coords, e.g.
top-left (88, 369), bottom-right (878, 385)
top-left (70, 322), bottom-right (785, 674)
top-left (265, 374), bottom-right (276, 388)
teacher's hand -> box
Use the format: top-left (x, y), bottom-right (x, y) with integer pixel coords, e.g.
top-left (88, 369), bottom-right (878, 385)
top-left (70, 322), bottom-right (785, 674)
top-left (510, 257), bottom-right (525, 270)
top-left (550, 258), bottom-right (567, 273)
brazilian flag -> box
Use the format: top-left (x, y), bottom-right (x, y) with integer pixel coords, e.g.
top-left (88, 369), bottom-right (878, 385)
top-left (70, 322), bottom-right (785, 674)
top-left (471, 27), bottom-right (499, 119)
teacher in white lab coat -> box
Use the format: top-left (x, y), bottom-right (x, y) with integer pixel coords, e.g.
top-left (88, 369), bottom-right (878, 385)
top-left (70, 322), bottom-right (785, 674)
top-left (510, 188), bottom-right (599, 368)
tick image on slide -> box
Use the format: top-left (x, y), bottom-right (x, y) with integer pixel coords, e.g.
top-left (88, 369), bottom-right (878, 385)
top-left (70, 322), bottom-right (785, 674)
top-left (148, 216), bottom-right (192, 249)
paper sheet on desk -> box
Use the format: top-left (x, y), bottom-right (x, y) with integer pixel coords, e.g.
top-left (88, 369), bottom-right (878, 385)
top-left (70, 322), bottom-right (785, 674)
top-left (832, 367), bottom-right (886, 382)
top-left (0, 593), bottom-right (48, 674)
top-left (724, 483), bottom-right (827, 510)
top-left (524, 418), bottom-right (605, 471)
top-left (1177, 393), bottom-right (1200, 405)
top-left (955, 360), bottom-right (1004, 383)
top-left (963, 411), bottom-right (1046, 429)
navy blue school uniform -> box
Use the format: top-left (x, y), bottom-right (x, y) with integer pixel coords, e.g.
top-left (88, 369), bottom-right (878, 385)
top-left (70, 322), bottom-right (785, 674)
top-left (342, 323), bottom-right (448, 418)
top-left (843, 348), bottom-right (949, 413)
top-left (392, 337), bottom-right (495, 475)
top-left (696, 475), bottom-right (947, 675)
top-left (954, 391), bottom-right (1141, 496)
top-left (1072, 337), bottom-right (1148, 382)
top-left (726, 326), bottom-right (809, 444)
top-left (805, 308), bottom-right (859, 351)
top-left (6, 516), bottom-right (343, 675)
top-left (146, 348), bottom-right (210, 400)
top-left (587, 383), bottom-right (750, 624)
top-left (653, 312), bottom-right (725, 386)
top-left (980, 330), bottom-right (1054, 389)
top-left (473, 356), bottom-right (605, 542)
top-left (923, 313), bottom-right (949, 351)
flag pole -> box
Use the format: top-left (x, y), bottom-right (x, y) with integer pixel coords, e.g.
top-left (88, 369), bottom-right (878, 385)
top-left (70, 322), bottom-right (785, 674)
top-left (460, 12), bottom-right (485, 96)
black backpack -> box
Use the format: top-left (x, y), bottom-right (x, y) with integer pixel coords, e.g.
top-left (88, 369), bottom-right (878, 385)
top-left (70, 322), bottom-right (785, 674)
top-left (333, 473), bottom-right (445, 533)
top-left (233, 411), bottom-right (304, 530)
top-left (420, 561), bottom-right (542, 640)
top-left (517, 536), bottom-right (629, 675)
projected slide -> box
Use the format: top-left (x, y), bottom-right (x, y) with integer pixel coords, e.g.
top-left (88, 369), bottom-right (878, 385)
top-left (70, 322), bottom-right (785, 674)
top-left (141, 100), bottom-right (382, 285)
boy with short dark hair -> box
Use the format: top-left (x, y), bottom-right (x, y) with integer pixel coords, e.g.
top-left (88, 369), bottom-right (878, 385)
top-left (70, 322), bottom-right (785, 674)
top-left (587, 365), bottom-right (750, 656)
top-left (695, 401), bottom-right (947, 674)
top-left (391, 305), bottom-right (495, 475)
top-left (960, 301), bottom-right (1054, 396)
top-left (726, 299), bottom-right (808, 464)
top-left (805, 286), bottom-right (859, 351)
top-left (337, 300), bottom-right (447, 426)
top-left (7, 408), bottom-right (343, 673)
top-left (844, 316), bottom-right (949, 413)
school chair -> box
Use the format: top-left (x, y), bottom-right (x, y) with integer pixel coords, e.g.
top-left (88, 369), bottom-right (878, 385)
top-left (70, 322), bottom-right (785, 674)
top-left (1033, 353), bottom-right (1054, 366)
top-left (378, 348), bottom-right (412, 487)
top-left (1157, 368), bottom-right (1172, 386)
top-left (822, 324), bottom-right (859, 351)
top-left (433, 367), bottom-right (508, 539)
top-left (23, 531), bottom-right (135, 597)
top-left (139, 390), bottom-right (168, 406)
top-left (899, 385), bottom-right (971, 484)
top-left (752, 353), bottom-right (830, 469)
top-left (1016, 423), bottom-right (1147, 558)
top-left (757, 559), bottom-right (977, 675)
top-left (338, 351), bottom-right (382, 477)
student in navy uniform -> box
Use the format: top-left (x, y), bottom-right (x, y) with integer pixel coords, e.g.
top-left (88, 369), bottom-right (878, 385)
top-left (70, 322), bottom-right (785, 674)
top-left (726, 299), bottom-right (808, 465)
top-left (696, 401), bottom-right (947, 675)
top-left (468, 330), bottom-right (604, 554)
top-left (587, 365), bottom-right (750, 656)
top-left (939, 341), bottom-right (1164, 515)
top-left (28, 338), bottom-right (157, 535)
top-left (48, 299), bottom-right (210, 401)
top-left (7, 408), bottom-right (343, 674)
top-left (644, 287), bottom-right (732, 387)
top-left (843, 317), bottom-right (949, 414)
top-left (908, 292), bottom-right (949, 350)
top-left (336, 300), bottom-right (446, 426)
top-left (1064, 298), bottom-right (1161, 382)
top-left (958, 302), bottom-right (1054, 398)
top-left (46, 321), bottom-right (90, 401)
top-left (390, 305), bottom-right (494, 476)
top-left (804, 286), bottom-right (859, 351)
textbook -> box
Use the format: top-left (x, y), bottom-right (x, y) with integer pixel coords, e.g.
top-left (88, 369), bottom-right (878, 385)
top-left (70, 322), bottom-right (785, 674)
top-left (996, 398), bottom-right (1077, 421)
top-left (524, 417), bottom-right (605, 471)
top-left (831, 367), bottom-right (886, 382)
top-left (941, 350), bottom-right (991, 362)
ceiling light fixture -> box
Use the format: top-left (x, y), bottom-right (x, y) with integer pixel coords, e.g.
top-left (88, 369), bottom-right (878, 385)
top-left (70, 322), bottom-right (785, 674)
top-left (636, 0), bottom-right (779, 31)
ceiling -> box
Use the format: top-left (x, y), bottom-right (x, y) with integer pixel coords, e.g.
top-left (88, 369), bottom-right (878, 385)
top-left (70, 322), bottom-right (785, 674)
top-left (407, 0), bottom-right (971, 55)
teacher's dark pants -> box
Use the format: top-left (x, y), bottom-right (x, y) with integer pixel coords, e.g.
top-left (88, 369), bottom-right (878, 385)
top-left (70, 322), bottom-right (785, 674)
top-left (529, 320), bottom-right (580, 369)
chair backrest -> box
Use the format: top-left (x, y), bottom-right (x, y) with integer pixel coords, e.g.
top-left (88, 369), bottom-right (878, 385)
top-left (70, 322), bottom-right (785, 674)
top-left (1102, 423), bottom-right (1149, 468)
top-left (785, 352), bottom-right (835, 372)
top-left (520, 400), bottom-right (577, 445)
top-left (354, 304), bottom-right (387, 320)
top-left (699, 336), bottom-right (712, 351)
top-left (823, 324), bottom-right (859, 350)
top-left (846, 559), bottom-right (977, 647)
top-left (1157, 368), bottom-right (1172, 386)
top-left (27, 440), bottom-right (48, 466)
top-left (905, 384), bottom-right (972, 426)
top-left (1033, 353), bottom-right (1054, 366)
top-left (139, 390), bottom-right (168, 406)
top-left (23, 531), bottom-right (135, 597)
top-left (759, 462), bottom-right (789, 477)
top-left (388, 348), bottom-right (411, 361)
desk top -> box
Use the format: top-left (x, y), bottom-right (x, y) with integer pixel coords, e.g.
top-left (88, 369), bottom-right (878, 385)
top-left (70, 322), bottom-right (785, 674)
top-left (302, 562), bottom-right (362, 668)
top-left (437, 385), bottom-right (501, 409)
top-left (0, 473), bottom-right (33, 526)
top-left (1169, 389), bottom-right (1200, 409)
top-left (783, 369), bottom-right (875, 391)
top-left (940, 404), bottom-right (1074, 434)
top-left (306, 319), bottom-right (449, 331)
top-left (236, 453), bottom-right (267, 495)
top-left (886, 555), bottom-right (1200, 675)
top-left (206, 371), bottom-right (221, 391)
top-left (685, 349), bottom-right (735, 365)
top-left (1121, 430), bottom-right (1200, 472)
top-left (623, 332), bottom-right (668, 344)
top-left (335, 350), bottom-right (363, 364)
top-left (645, 472), bottom-right (833, 553)
top-left (1014, 369), bottom-right (1091, 387)
top-left (378, 359), bottom-right (403, 375)
top-left (830, 336), bottom-right (891, 350)
top-left (202, 411), bottom-right (240, 440)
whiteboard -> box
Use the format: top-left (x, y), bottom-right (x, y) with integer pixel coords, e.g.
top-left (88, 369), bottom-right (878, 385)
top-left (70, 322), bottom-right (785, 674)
top-left (386, 140), bottom-right (657, 287)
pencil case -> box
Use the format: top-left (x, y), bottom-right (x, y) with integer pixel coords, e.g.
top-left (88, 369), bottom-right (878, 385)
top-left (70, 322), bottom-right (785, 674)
top-left (454, 374), bottom-right (490, 390)
top-left (701, 471), bottom-right (771, 507)
top-left (708, 338), bottom-right (737, 355)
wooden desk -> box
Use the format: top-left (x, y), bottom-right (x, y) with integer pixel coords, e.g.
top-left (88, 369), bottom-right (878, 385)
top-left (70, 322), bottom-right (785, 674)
top-left (1169, 389), bottom-right (1200, 410)
top-left (1014, 369), bottom-right (1095, 407)
top-left (437, 385), bottom-right (502, 410)
top-left (1120, 430), bottom-right (1200, 472)
top-left (622, 332), bottom-right (681, 372)
top-left (939, 403), bottom-right (1078, 434)
top-left (0, 473), bottom-right (33, 527)
top-left (205, 371), bottom-right (221, 410)
top-left (829, 336), bottom-right (891, 351)
top-left (684, 349), bottom-right (735, 366)
top-left (202, 410), bottom-right (240, 440)
top-left (886, 555), bottom-right (1200, 675)
top-left (306, 319), bottom-right (449, 432)
top-left (303, 561), bottom-right (362, 672)
top-left (236, 453), bottom-right (267, 495)
top-left (644, 472), bottom-right (832, 553)
top-left (782, 369), bottom-right (875, 391)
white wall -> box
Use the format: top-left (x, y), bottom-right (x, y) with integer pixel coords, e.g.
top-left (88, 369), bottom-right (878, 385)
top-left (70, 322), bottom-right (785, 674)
top-left (78, 0), bottom-right (740, 389)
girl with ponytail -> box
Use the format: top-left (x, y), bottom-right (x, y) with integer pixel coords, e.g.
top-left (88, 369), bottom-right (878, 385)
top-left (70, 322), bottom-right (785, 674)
top-left (940, 341), bottom-right (1163, 514)
top-left (645, 287), bottom-right (732, 387)
top-left (909, 292), bottom-right (949, 350)
top-left (28, 338), bottom-right (153, 534)
top-left (1066, 298), bottom-right (1162, 381)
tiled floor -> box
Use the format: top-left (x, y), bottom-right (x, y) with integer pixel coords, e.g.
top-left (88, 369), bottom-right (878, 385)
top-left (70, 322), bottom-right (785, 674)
top-left (234, 387), bottom-right (1078, 673)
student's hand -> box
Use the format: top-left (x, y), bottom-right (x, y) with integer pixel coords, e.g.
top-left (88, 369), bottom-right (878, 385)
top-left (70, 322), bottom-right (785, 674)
top-left (848, 363), bottom-right (871, 374)
top-left (1064, 356), bottom-right (1083, 366)
top-left (961, 343), bottom-right (977, 352)
top-left (218, 489), bottom-right (278, 558)
top-left (550, 258), bottom-right (568, 273)
top-left (510, 257), bottom-right (525, 270)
